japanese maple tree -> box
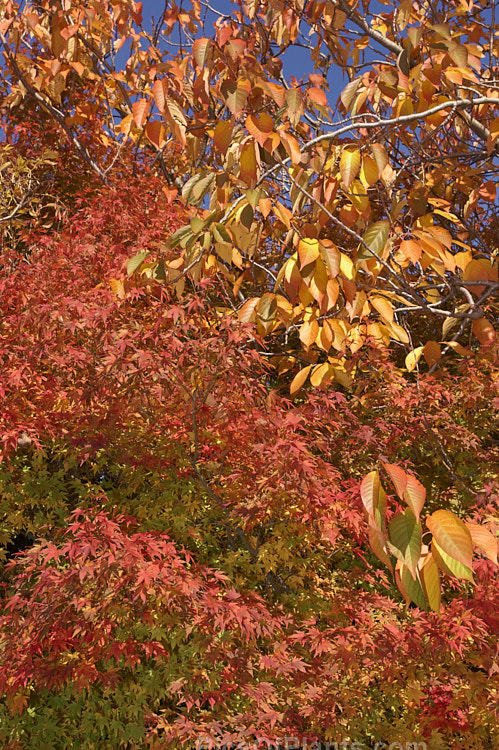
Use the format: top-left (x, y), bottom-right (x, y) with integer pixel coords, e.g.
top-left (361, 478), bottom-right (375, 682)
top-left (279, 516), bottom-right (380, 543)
top-left (0, 0), bottom-right (498, 748)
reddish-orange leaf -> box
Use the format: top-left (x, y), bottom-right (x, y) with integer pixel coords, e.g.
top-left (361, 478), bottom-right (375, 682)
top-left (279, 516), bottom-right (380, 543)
top-left (145, 121), bottom-right (166, 150)
top-left (132, 99), bottom-right (150, 128)
top-left (308, 87), bottom-right (328, 107)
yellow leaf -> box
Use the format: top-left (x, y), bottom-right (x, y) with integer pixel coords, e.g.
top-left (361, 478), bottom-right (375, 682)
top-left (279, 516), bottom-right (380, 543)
top-left (339, 253), bottom-right (355, 279)
top-left (405, 346), bottom-right (424, 372)
top-left (370, 295), bottom-right (394, 324)
top-left (310, 361), bottom-right (333, 387)
top-left (419, 553), bottom-right (441, 613)
top-left (432, 540), bottom-right (473, 582)
top-left (339, 147), bottom-right (361, 188)
top-left (298, 238), bottom-right (320, 268)
top-left (360, 155), bottom-right (379, 186)
top-left (388, 322), bottom-right (409, 344)
top-left (299, 319), bottom-right (319, 349)
top-left (427, 510), bottom-right (473, 570)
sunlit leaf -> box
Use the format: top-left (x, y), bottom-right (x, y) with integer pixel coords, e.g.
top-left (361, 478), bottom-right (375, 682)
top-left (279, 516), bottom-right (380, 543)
top-left (339, 148), bottom-right (361, 188)
top-left (466, 523), bottom-right (498, 565)
top-left (427, 510), bottom-right (473, 570)
top-left (290, 364), bottom-right (313, 395)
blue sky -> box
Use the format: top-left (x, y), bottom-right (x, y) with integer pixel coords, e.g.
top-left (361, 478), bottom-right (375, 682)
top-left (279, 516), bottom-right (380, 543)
top-left (140, 0), bottom-right (320, 85)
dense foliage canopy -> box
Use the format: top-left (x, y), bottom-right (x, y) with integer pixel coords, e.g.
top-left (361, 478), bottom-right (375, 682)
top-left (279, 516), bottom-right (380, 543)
top-left (0, 0), bottom-right (498, 748)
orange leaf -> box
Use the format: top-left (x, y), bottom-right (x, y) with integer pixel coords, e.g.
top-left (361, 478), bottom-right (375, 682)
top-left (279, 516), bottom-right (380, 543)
top-left (308, 86), bottom-right (328, 107)
top-left (239, 140), bottom-right (259, 187)
top-left (290, 365), bottom-right (313, 395)
top-left (360, 470), bottom-right (383, 521)
top-left (368, 523), bottom-right (393, 571)
top-left (246, 113), bottom-right (274, 148)
top-left (132, 99), bottom-right (150, 128)
top-left (463, 259), bottom-right (490, 296)
top-left (423, 340), bottom-right (441, 368)
top-left (214, 119), bottom-right (233, 155)
top-left (320, 240), bottom-right (340, 278)
top-left (370, 296), bottom-right (394, 324)
top-left (399, 239), bottom-right (421, 264)
top-left (383, 463), bottom-right (425, 519)
top-left (466, 523), bottom-right (498, 565)
top-left (152, 79), bottom-right (166, 113)
top-left (238, 297), bottom-right (259, 323)
top-left (145, 121), bottom-right (166, 149)
top-left (473, 318), bottom-right (496, 345)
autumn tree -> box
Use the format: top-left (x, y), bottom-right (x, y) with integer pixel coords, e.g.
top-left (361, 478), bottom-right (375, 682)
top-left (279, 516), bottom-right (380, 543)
top-left (0, 0), bottom-right (498, 747)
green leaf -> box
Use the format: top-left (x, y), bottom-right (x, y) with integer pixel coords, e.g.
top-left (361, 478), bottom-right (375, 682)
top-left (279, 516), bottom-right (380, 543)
top-left (171, 224), bottom-right (194, 250)
top-left (431, 539), bottom-right (473, 582)
top-left (397, 562), bottom-right (427, 609)
top-left (182, 172), bottom-right (215, 206)
top-left (361, 220), bottom-right (390, 260)
top-left (388, 509), bottom-right (422, 578)
top-left (368, 523), bottom-right (393, 571)
top-left (126, 252), bottom-right (148, 276)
